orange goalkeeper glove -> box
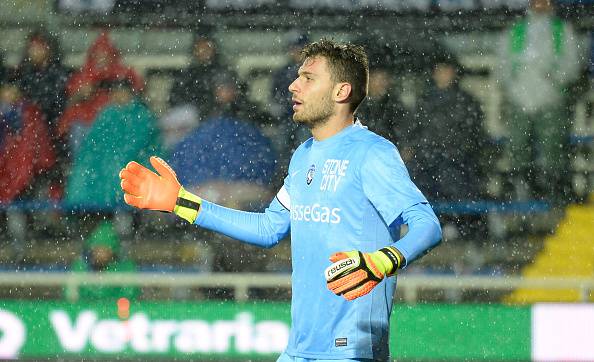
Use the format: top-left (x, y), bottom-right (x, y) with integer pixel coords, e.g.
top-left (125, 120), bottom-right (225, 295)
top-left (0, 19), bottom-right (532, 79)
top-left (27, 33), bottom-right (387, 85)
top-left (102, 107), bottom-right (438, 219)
top-left (325, 247), bottom-right (404, 301)
top-left (119, 156), bottom-right (202, 223)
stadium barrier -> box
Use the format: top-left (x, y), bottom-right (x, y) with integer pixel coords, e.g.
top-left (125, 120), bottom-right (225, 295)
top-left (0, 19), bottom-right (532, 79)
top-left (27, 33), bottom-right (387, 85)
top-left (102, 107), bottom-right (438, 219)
top-left (0, 301), bottom-right (528, 360)
top-left (0, 200), bottom-right (552, 215)
top-left (1, 300), bottom-right (593, 360)
top-left (0, 272), bottom-right (592, 303)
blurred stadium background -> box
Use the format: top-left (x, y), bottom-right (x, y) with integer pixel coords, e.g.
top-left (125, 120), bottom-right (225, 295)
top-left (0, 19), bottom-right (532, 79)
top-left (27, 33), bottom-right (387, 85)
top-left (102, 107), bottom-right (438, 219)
top-left (0, 0), bottom-right (593, 361)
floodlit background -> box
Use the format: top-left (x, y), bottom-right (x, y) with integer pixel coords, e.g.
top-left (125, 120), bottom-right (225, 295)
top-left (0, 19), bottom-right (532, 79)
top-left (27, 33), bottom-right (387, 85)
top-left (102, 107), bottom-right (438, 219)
top-left (0, 0), bottom-right (593, 361)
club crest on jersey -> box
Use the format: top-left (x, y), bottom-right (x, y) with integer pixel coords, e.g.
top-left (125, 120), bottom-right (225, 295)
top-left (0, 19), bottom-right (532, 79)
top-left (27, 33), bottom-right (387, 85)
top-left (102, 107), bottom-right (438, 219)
top-left (306, 164), bottom-right (315, 185)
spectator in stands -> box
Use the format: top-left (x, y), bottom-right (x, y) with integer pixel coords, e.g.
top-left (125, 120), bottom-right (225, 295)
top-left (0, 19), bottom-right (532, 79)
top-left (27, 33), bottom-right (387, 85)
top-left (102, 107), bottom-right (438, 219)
top-left (208, 73), bottom-right (272, 124)
top-left (356, 44), bottom-right (408, 144)
top-left (169, 73), bottom-right (276, 209)
top-left (0, 50), bottom-right (7, 86)
top-left (64, 80), bottom-right (160, 209)
top-left (270, 33), bottom-right (311, 165)
top-left (0, 74), bottom-right (55, 203)
top-left (17, 29), bottom-right (69, 135)
top-left (168, 73), bottom-right (276, 273)
top-left (271, 33), bottom-right (308, 121)
top-left (65, 220), bottom-right (139, 301)
top-left (162, 33), bottom-right (236, 173)
top-left (409, 51), bottom-right (487, 203)
top-left (497, 0), bottom-right (583, 202)
top-left (169, 33), bottom-right (226, 116)
top-left (158, 104), bottom-right (200, 151)
top-left (58, 31), bottom-right (144, 156)
top-left (16, 30), bottom-right (71, 202)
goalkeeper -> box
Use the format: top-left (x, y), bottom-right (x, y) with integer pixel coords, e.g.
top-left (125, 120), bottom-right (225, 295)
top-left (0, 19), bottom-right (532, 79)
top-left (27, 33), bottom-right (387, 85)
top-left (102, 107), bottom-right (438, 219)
top-left (120, 39), bottom-right (441, 361)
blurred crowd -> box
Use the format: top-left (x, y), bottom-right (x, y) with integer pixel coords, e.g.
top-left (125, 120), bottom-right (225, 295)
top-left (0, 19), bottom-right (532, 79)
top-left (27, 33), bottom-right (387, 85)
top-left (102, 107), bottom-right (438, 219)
top-left (0, 29), bottom-right (279, 211)
top-left (0, 0), bottom-right (591, 294)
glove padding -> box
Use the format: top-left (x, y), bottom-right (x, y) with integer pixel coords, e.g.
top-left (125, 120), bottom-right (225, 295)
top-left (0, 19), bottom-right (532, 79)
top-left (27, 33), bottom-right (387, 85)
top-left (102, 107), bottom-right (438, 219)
top-left (325, 247), bottom-right (402, 301)
top-left (119, 156), bottom-right (201, 223)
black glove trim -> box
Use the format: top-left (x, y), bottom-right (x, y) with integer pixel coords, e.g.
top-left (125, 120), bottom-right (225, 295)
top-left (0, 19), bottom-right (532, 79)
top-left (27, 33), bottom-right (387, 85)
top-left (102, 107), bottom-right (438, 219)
top-left (336, 251), bottom-right (382, 296)
top-left (176, 197), bottom-right (201, 212)
top-left (379, 247), bottom-right (403, 270)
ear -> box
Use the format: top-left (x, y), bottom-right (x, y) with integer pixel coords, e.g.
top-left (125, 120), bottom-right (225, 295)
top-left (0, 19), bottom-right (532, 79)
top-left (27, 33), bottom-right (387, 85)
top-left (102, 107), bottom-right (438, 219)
top-left (334, 82), bottom-right (352, 103)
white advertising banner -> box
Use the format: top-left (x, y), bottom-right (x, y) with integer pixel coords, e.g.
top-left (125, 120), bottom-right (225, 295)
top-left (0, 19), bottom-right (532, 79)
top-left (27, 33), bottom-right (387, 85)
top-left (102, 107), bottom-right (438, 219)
top-left (532, 304), bottom-right (594, 361)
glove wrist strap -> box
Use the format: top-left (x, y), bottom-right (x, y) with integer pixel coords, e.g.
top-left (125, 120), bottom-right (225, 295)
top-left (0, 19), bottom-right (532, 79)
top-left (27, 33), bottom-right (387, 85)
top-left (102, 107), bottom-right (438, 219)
top-left (173, 187), bottom-right (202, 224)
top-left (378, 246), bottom-right (404, 276)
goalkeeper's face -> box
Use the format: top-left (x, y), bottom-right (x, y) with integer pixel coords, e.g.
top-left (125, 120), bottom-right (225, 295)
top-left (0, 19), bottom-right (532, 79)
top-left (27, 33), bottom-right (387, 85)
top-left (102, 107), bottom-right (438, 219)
top-left (289, 56), bottom-right (336, 128)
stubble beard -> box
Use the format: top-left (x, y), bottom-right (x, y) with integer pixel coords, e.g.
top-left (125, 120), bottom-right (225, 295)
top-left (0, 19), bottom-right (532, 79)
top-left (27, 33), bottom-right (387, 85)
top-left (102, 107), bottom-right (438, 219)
top-left (292, 91), bottom-right (335, 129)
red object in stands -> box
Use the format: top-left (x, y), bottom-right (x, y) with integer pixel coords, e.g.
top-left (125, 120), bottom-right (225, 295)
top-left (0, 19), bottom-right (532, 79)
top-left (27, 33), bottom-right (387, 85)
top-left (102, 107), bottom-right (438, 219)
top-left (0, 102), bottom-right (56, 203)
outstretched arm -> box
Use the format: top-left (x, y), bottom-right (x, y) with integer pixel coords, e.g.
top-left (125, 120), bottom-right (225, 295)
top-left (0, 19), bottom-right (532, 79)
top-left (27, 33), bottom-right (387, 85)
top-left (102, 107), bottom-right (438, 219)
top-left (119, 156), bottom-right (290, 248)
top-left (195, 197), bottom-right (290, 248)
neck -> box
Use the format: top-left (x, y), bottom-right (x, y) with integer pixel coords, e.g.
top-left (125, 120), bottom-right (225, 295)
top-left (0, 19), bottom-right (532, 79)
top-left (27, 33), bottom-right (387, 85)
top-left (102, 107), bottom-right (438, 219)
top-left (311, 110), bottom-right (355, 141)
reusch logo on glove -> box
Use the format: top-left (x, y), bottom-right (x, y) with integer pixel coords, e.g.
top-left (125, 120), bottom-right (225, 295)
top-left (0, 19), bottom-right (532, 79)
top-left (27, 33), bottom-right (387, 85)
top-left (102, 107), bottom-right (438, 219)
top-left (325, 257), bottom-right (359, 281)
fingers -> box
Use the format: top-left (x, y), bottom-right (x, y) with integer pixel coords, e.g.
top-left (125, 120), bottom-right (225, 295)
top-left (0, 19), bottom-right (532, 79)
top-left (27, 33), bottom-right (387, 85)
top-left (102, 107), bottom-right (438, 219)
top-left (123, 193), bottom-right (145, 209)
top-left (122, 161), bottom-right (145, 176)
top-left (150, 156), bottom-right (178, 181)
top-left (327, 250), bottom-right (377, 301)
top-left (120, 160), bottom-right (158, 184)
top-left (329, 252), bottom-right (350, 263)
top-left (327, 269), bottom-right (368, 295)
top-left (119, 168), bottom-right (139, 181)
top-left (120, 159), bottom-right (159, 209)
top-left (329, 250), bottom-right (358, 262)
top-left (121, 178), bottom-right (143, 196)
top-left (119, 168), bottom-right (145, 191)
top-left (343, 281), bottom-right (377, 301)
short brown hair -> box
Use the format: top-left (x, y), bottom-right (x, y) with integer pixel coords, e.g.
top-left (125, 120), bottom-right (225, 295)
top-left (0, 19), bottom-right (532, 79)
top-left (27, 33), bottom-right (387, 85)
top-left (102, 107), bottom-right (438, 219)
top-left (300, 38), bottom-right (369, 112)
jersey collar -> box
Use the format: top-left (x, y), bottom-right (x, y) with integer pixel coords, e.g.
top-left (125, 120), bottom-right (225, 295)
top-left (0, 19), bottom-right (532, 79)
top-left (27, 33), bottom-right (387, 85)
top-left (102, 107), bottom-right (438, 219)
top-left (311, 121), bottom-right (363, 149)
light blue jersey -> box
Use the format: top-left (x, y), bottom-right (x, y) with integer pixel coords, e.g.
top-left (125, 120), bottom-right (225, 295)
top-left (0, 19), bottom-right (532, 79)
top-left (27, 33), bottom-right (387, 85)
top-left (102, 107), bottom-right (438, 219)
top-left (195, 122), bottom-right (441, 361)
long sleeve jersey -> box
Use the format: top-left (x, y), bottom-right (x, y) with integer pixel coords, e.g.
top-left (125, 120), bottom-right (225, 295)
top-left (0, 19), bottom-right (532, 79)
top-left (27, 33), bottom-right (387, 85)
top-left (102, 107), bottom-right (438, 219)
top-left (195, 122), bottom-right (442, 360)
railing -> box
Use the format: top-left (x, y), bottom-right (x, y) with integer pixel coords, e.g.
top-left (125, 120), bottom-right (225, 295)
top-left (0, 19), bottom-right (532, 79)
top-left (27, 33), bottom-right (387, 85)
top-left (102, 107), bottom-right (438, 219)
top-left (0, 272), bottom-right (592, 303)
top-left (0, 200), bottom-right (552, 215)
